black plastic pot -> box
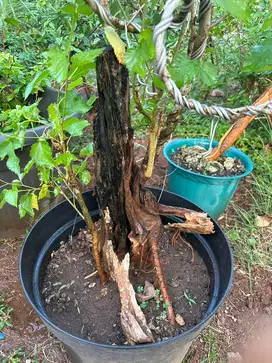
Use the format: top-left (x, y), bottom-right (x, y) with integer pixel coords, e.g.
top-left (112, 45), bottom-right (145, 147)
top-left (0, 87), bottom-right (88, 237)
top-left (20, 188), bottom-right (233, 363)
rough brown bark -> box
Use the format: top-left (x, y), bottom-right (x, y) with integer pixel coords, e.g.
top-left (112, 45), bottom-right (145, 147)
top-left (95, 46), bottom-right (130, 250)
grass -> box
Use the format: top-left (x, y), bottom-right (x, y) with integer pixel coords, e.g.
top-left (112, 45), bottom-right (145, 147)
top-left (200, 329), bottom-right (224, 363)
top-left (0, 296), bottom-right (13, 333)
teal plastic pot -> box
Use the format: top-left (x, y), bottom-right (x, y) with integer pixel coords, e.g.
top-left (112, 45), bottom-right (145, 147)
top-left (163, 138), bottom-right (254, 219)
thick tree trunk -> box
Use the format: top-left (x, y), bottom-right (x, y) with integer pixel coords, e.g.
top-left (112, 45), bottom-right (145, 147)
top-left (95, 47), bottom-right (130, 250)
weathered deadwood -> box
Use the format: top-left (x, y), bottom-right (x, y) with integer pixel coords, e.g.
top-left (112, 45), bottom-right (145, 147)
top-left (95, 47), bottom-right (130, 250)
top-left (159, 204), bottom-right (214, 235)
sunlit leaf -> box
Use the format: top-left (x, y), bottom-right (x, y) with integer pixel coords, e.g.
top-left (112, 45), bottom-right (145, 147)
top-left (46, 48), bottom-right (69, 84)
top-left (4, 188), bottom-right (18, 207)
top-left (7, 150), bottom-right (20, 176)
top-left (213, 0), bottom-right (250, 20)
top-left (30, 141), bottom-right (54, 168)
top-left (32, 194), bottom-right (39, 210)
top-left (80, 143), bottom-right (93, 156)
top-left (63, 117), bottom-right (89, 136)
top-left (38, 184), bottom-right (49, 200)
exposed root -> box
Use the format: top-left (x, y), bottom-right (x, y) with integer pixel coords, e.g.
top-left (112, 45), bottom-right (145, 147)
top-left (178, 233), bottom-right (195, 263)
top-left (103, 239), bottom-right (154, 345)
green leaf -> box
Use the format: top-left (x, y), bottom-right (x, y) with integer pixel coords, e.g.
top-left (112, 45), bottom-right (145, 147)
top-left (38, 184), bottom-right (49, 200)
top-left (80, 143), bottom-right (93, 156)
top-left (262, 12), bottom-right (272, 30)
top-left (170, 54), bottom-right (199, 86)
top-left (38, 168), bottom-right (50, 183)
top-left (63, 117), bottom-right (89, 136)
top-left (24, 70), bottom-right (49, 99)
top-left (4, 18), bottom-right (20, 28)
top-left (243, 39), bottom-right (272, 73)
top-left (4, 188), bottom-right (18, 207)
top-left (69, 50), bottom-right (103, 80)
top-left (23, 160), bottom-right (35, 176)
top-left (72, 160), bottom-right (87, 175)
top-left (0, 140), bottom-right (13, 160)
top-left (153, 75), bottom-right (166, 90)
top-left (86, 95), bottom-right (97, 108)
top-left (79, 170), bottom-right (91, 185)
top-left (61, 4), bottom-right (77, 16)
top-left (46, 48), bottom-right (69, 84)
top-left (213, 0), bottom-right (250, 20)
top-left (67, 78), bottom-right (83, 91)
top-left (55, 152), bottom-right (77, 167)
top-left (62, 91), bottom-right (90, 116)
top-left (125, 28), bottom-right (155, 76)
top-left (7, 150), bottom-right (20, 176)
top-left (78, 4), bottom-right (93, 15)
top-left (19, 194), bottom-right (34, 217)
top-left (199, 62), bottom-right (218, 87)
top-left (30, 141), bottom-right (54, 168)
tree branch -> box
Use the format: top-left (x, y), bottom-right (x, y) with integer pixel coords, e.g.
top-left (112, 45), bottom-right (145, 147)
top-left (85, 0), bottom-right (139, 32)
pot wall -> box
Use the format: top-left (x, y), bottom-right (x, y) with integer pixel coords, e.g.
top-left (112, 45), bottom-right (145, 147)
top-left (163, 138), bottom-right (254, 219)
top-left (20, 189), bottom-right (234, 363)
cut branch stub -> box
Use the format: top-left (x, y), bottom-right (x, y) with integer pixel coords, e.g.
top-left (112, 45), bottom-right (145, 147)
top-left (159, 205), bottom-right (214, 235)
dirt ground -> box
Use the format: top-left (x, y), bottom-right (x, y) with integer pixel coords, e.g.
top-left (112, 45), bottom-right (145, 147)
top-left (0, 143), bottom-right (271, 362)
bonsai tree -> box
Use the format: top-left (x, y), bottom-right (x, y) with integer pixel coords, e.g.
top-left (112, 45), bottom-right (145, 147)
top-left (0, 0), bottom-right (271, 344)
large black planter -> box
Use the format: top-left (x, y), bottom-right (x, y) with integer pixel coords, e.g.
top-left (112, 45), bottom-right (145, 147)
top-left (20, 189), bottom-right (233, 363)
top-left (0, 88), bottom-right (88, 237)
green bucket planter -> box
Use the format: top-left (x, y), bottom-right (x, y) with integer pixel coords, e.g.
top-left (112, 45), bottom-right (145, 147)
top-left (163, 138), bottom-right (254, 219)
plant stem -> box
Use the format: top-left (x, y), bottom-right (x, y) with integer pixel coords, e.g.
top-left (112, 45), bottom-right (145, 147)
top-left (68, 169), bottom-right (106, 283)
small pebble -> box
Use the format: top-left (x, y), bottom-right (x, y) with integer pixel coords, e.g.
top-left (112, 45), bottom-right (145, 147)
top-left (175, 314), bottom-right (185, 326)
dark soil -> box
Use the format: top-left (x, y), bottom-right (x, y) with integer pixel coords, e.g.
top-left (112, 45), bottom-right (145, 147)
top-left (42, 228), bottom-right (210, 345)
top-left (171, 145), bottom-right (245, 177)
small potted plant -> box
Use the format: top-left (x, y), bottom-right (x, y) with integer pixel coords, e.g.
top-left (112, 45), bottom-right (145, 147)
top-left (1, 1), bottom-right (269, 362)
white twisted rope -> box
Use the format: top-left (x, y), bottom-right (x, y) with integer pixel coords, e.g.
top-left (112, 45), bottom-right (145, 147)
top-left (91, 0), bottom-right (272, 121)
top-left (153, 0), bottom-right (272, 120)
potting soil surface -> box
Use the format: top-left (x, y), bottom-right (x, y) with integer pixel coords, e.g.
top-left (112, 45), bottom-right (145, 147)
top-left (42, 228), bottom-right (210, 345)
top-left (171, 145), bottom-right (245, 177)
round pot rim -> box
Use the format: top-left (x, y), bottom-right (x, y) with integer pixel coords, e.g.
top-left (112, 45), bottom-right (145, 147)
top-left (19, 188), bottom-right (234, 350)
top-left (163, 138), bottom-right (254, 181)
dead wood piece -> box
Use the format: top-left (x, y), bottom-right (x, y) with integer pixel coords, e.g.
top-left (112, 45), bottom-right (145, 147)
top-left (136, 281), bottom-right (157, 302)
top-left (159, 205), bottom-right (214, 234)
top-left (104, 240), bottom-right (154, 345)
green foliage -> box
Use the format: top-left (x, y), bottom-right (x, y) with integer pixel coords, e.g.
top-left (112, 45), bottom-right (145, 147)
top-left (170, 54), bottom-right (218, 87)
top-left (213, 0), bottom-right (251, 20)
top-left (0, 296), bottom-right (13, 332)
top-left (243, 39), bottom-right (272, 73)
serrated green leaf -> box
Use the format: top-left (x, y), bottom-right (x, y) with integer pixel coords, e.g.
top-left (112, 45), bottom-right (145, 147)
top-left (153, 76), bottom-right (166, 90)
top-left (23, 160), bottom-right (35, 176)
top-left (69, 50), bottom-right (103, 80)
top-left (19, 194), bottom-right (34, 217)
top-left (199, 62), bottom-right (218, 87)
top-left (38, 184), bottom-right (49, 200)
top-left (213, 0), bottom-right (250, 20)
top-left (72, 160), bottom-right (87, 176)
top-left (62, 91), bottom-right (90, 116)
top-left (30, 141), bottom-right (54, 168)
top-left (79, 170), bottom-right (91, 185)
top-left (80, 143), bottom-right (93, 156)
top-left (46, 48), bottom-right (69, 84)
top-left (24, 70), bottom-right (49, 99)
top-left (38, 168), bottom-right (50, 183)
top-left (0, 140), bottom-right (13, 160)
top-left (55, 152), bottom-right (77, 167)
top-left (125, 28), bottom-right (155, 76)
top-left (68, 78), bottom-right (83, 91)
top-left (4, 188), bottom-right (18, 207)
top-left (63, 117), bottom-right (89, 136)
top-left (170, 54), bottom-right (199, 86)
top-left (7, 150), bottom-right (20, 176)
